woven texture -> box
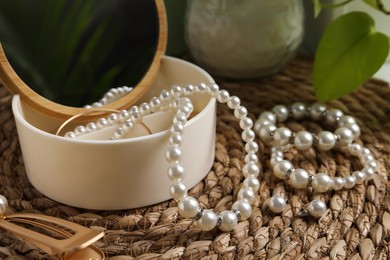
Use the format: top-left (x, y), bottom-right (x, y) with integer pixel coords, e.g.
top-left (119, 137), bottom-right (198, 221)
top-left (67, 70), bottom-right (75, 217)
top-left (0, 58), bottom-right (390, 259)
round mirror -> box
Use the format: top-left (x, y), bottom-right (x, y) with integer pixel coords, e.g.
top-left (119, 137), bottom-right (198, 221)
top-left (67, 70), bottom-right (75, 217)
top-left (0, 0), bottom-right (166, 119)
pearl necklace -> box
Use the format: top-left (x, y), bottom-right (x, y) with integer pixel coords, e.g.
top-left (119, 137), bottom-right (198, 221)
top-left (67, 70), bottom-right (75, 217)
top-left (255, 103), bottom-right (377, 217)
top-left (84, 86), bottom-right (133, 109)
top-left (255, 103), bottom-right (360, 151)
top-left (66, 83), bottom-right (260, 231)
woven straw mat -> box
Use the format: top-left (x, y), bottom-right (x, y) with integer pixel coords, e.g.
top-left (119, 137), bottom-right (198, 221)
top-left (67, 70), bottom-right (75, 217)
top-left (0, 58), bottom-right (390, 259)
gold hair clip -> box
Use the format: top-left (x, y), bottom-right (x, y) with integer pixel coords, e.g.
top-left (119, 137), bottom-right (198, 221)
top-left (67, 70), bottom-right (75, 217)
top-left (0, 213), bottom-right (105, 259)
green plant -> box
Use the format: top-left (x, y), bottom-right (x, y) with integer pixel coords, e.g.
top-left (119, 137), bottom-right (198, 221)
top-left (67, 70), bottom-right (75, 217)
top-left (312, 0), bottom-right (390, 101)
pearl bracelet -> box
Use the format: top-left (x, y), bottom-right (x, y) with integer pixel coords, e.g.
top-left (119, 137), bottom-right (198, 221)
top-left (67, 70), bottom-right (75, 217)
top-left (267, 142), bottom-right (377, 218)
top-left (255, 103), bottom-right (361, 151)
top-left (270, 143), bottom-right (377, 193)
top-left (66, 83), bottom-right (261, 232)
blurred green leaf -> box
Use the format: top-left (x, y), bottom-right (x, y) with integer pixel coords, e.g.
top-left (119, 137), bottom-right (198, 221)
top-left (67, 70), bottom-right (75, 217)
top-left (312, 0), bottom-right (323, 17)
top-left (313, 11), bottom-right (389, 101)
top-left (363, 0), bottom-right (380, 10)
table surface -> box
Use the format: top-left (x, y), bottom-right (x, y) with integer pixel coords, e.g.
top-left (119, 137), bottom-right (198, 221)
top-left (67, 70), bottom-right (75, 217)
top-left (0, 58), bottom-right (389, 259)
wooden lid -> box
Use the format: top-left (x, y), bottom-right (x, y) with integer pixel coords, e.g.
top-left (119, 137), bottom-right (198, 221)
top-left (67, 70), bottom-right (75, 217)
top-left (0, 0), bottom-right (167, 120)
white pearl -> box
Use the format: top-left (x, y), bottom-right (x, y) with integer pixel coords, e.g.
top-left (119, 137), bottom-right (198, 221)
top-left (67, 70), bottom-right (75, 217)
top-left (244, 152), bottom-right (259, 163)
top-left (353, 171), bottom-right (366, 184)
top-left (366, 160), bottom-right (378, 170)
top-left (179, 105), bottom-right (192, 117)
top-left (344, 175), bottom-right (356, 189)
top-left (129, 106), bottom-right (139, 114)
top-left (0, 195), bottom-right (8, 215)
top-left (139, 103), bottom-right (151, 116)
top-left (312, 173), bottom-right (333, 193)
top-left (237, 187), bottom-right (255, 204)
top-left (273, 127), bottom-right (292, 147)
top-left (86, 122), bottom-right (97, 132)
top-left (75, 126), bottom-right (87, 135)
top-left (114, 128), bottom-right (124, 139)
top-left (242, 129), bottom-right (255, 142)
top-left (363, 154), bottom-right (375, 162)
top-left (160, 90), bottom-right (171, 101)
top-left (170, 122), bottom-right (184, 135)
top-left (361, 148), bottom-right (371, 156)
top-left (109, 88), bottom-right (119, 95)
top-left (104, 92), bottom-right (115, 100)
top-left (217, 90), bottom-right (230, 103)
top-left (196, 83), bottom-right (207, 92)
top-left (272, 105), bottom-right (289, 122)
top-left (245, 141), bottom-right (258, 153)
top-left (178, 196), bottom-right (200, 218)
top-left (310, 103), bottom-right (327, 120)
top-left (179, 97), bottom-right (193, 108)
top-left (363, 167), bottom-right (375, 179)
top-left (291, 102), bottom-right (306, 119)
top-left (197, 210), bottom-right (218, 231)
top-left (171, 85), bottom-right (182, 97)
top-left (208, 83), bottom-right (219, 95)
top-left (294, 131), bottom-right (313, 150)
top-left (269, 196), bottom-right (286, 213)
top-left (254, 118), bottom-right (272, 133)
top-left (170, 182), bottom-right (187, 200)
top-left (173, 112), bottom-right (187, 125)
top-left (243, 175), bottom-right (260, 192)
top-left (307, 199), bottom-right (327, 218)
top-left (184, 84), bottom-right (195, 95)
top-left (335, 127), bottom-right (353, 147)
top-left (168, 165), bottom-right (185, 181)
top-left (317, 131), bottom-right (336, 151)
top-left (97, 118), bottom-right (108, 129)
top-left (349, 143), bottom-right (362, 155)
top-left (326, 108), bottom-right (343, 124)
top-left (219, 210), bottom-right (238, 231)
top-left (243, 162), bottom-right (260, 177)
top-left (270, 157), bottom-right (283, 167)
top-left (289, 169), bottom-right (310, 189)
top-left (258, 111), bottom-right (277, 124)
top-left (332, 177), bottom-right (345, 190)
top-left (108, 113), bottom-right (119, 125)
top-left (123, 120), bottom-right (134, 131)
top-left (271, 149), bottom-right (283, 158)
top-left (131, 111), bottom-right (142, 124)
top-left (169, 133), bottom-right (183, 146)
top-left (346, 123), bottom-right (361, 139)
top-left (165, 147), bottom-right (182, 163)
top-left (232, 199), bottom-right (252, 220)
top-left (338, 115), bottom-right (356, 126)
top-left (150, 97), bottom-right (162, 112)
top-left (65, 132), bottom-right (76, 138)
top-left (227, 96), bottom-right (241, 109)
top-left (119, 110), bottom-right (129, 122)
top-left (234, 106), bottom-right (248, 119)
top-left (239, 117), bottom-right (253, 130)
top-left (274, 160), bottom-right (293, 179)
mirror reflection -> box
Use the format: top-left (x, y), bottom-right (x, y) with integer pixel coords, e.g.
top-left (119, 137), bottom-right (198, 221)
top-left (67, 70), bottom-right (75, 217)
top-left (0, 0), bottom-right (159, 107)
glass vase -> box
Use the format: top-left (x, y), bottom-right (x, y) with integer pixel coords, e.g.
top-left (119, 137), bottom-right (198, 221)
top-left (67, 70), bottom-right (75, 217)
top-left (185, 0), bottom-right (304, 78)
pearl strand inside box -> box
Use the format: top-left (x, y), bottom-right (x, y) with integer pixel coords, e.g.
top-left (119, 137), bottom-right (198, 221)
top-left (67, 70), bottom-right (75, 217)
top-left (67, 83), bottom-right (259, 232)
top-left (11, 56), bottom-right (217, 210)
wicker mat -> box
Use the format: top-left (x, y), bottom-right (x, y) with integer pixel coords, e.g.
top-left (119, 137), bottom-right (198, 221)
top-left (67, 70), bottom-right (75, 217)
top-left (0, 58), bottom-right (390, 259)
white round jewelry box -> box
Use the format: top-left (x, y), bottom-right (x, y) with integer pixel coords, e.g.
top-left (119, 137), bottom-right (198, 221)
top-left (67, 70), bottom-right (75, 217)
top-left (12, 56), bottom-right (216, 210)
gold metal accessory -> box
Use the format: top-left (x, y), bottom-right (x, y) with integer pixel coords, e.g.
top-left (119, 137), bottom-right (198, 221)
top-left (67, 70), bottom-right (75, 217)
top-left (0, 213), bottom-right (105, 259)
